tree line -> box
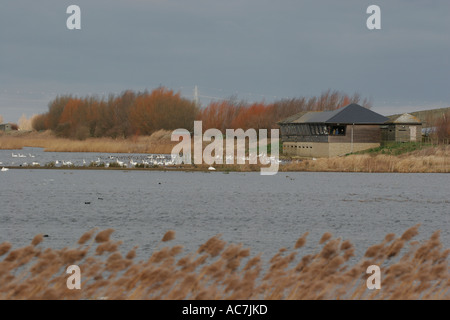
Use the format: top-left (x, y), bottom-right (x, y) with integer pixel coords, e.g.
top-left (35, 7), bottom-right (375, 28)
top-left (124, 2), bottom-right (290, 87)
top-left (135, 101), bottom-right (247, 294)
top-left (32, 87), bottom-right (372, 139)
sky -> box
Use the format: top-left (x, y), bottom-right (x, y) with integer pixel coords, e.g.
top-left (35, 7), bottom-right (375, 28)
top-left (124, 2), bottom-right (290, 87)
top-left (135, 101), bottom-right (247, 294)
top-left (1, 0), bottom-right (449, 123)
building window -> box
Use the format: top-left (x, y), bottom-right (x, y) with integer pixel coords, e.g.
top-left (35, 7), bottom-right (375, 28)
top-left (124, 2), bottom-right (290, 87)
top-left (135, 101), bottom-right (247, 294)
top-left (330, 125), bottom-right (346, 136)
top-left (307, 124), bottom-right (329, 136)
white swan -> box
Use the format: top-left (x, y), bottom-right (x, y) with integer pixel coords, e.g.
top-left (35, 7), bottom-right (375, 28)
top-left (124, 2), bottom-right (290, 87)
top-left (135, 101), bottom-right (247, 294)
top-left (208, 166), bottom-right (216, 171)
top-left (1, 167), bottom-right (9, 172)
top-left (11, 153), bottom-right (18, 158)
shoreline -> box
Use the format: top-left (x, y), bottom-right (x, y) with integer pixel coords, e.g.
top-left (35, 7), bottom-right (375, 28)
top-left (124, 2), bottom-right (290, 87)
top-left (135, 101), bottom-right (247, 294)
top-left (2, 164), bottom-right (449, 174)
top-left (1, 131), bottom-right (449, 173)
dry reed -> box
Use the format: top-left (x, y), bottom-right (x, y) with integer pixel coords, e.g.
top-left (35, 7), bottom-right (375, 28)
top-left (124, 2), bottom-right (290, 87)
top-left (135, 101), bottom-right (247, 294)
top-left (0, 226), bottom-right (448, 300)
top-left (1, 131), bottom-right (449, 173)
top-left (282, 146), bottom-right (450, 173)
top-left (0, 130), bottom-right (177, 154)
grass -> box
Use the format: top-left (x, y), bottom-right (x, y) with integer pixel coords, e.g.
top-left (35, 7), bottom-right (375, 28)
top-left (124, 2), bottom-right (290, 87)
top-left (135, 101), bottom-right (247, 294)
top-left (0, 225), bottom-right (448, 300)
top-left (282, 145), bottom-right (449, 173)
top-left (351, 142), bottom-right (433, 156)
top-left (1, 131), bottom-right (449, 173)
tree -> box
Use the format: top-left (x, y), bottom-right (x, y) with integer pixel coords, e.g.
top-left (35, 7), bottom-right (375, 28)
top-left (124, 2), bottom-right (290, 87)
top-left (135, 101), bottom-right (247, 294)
top-left (435, 111), bottom-right (450, 142)
top-left (18, 114), bottom-right (35, 130)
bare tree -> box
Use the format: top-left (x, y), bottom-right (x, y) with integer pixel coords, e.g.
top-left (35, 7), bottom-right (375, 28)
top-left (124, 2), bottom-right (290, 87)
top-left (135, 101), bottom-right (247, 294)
top-left (18, 114), bottom-right (35, 130)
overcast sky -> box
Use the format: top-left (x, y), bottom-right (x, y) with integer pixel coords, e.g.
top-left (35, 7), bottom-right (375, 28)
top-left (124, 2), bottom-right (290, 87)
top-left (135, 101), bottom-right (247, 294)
top-left (1, 0), bottom-right (449, 122)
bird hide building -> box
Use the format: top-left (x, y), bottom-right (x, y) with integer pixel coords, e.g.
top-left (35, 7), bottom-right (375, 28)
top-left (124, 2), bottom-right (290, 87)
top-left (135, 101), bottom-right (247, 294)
top-left (0, 123), bottom-right (13, 132)
top-left (381, 113), bottom-right (422, 143)
top-left (278, 104), bottom-right (410, 158)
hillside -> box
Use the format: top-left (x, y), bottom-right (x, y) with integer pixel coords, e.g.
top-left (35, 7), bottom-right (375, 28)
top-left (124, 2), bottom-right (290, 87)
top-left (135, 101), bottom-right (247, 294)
top-left (388, 107), bottom-right (450, 127)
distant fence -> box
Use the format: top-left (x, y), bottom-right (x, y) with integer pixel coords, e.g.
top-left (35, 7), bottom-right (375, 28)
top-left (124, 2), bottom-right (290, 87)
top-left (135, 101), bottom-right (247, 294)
top-left (422, 137), bottom-right (450, 145)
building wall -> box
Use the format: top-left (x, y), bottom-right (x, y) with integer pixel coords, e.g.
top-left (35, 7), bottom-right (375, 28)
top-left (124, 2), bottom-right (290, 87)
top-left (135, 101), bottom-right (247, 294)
top-left (381, 124), bottom-right (422, 143)
top-left (328, 125), bottom-right (381, 143)
top-left (380, 125), bottom-right (396, 142)
top-left (282, 142), bottom-right (329, 157)
top-left (395, 124), bottom-right (422, 142)
top-left (283, 141), bottom-right (380, 158)
top-left (282, 124), bottom-right (383, 158)
top-left (0, 124), bottom-right (12, 132)
top-left (329, 142), bottom-right (380, 157)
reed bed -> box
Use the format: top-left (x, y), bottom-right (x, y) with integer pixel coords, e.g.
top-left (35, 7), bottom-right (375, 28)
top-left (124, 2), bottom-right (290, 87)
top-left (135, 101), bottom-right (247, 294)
top-left (0, 130), bottom-right (177, 154)
top-left (0, 226), bottom-right (448, 300)
top-left (282, 147), bottom-right (450, 173)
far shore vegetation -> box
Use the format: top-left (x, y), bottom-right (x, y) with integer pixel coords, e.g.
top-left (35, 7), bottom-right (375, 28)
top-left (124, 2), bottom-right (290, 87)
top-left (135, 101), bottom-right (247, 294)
top-left (1, 129), bottom-right (449, 173)
top-left (1, 87), bottom-right (449, 173)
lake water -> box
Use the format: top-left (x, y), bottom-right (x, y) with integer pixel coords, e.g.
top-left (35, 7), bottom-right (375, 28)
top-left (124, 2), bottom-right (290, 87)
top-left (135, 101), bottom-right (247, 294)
top-left (0, 147), bottom-right (179, 168)
top-left (0, 151), bottom-right (449, 262)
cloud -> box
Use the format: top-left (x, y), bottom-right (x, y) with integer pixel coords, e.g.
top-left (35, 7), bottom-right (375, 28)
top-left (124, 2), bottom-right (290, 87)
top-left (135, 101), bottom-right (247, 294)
top-left (0, 0), bottom-right (449, 121)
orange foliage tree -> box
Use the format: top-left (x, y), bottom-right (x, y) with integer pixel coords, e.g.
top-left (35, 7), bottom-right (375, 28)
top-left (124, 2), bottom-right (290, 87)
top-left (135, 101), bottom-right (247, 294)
top-left (33, 88), bottom-right (372, 139)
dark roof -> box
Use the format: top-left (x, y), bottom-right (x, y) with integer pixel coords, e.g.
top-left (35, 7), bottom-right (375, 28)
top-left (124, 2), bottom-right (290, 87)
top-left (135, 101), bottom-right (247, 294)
top-left (279, 104), bottom-right (389, 125)
top-left (326, 104), bottom-right (389, 124)
top-left (277, 111), bottom-right (309, 124)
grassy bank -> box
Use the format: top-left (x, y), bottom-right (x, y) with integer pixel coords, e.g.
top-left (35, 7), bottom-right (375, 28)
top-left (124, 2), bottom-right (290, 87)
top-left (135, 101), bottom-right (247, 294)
top-left (352, 142), bottom-right (433, 156)
top-left (282, 146), bottom-right (450, 173)
top-left (0, 226), bottom-right (448, 299)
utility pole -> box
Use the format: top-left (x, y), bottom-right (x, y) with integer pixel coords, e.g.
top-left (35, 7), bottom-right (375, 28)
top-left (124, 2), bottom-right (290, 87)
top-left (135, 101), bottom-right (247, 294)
top-left (194, 85), bottom-right (199, 107)
top-left (351, 123), bottom-right (354, 153)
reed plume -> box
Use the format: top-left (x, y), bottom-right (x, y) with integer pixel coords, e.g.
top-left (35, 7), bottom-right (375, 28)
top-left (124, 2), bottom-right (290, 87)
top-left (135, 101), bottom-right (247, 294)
top-left (0, 226), bottom-right (448, 300)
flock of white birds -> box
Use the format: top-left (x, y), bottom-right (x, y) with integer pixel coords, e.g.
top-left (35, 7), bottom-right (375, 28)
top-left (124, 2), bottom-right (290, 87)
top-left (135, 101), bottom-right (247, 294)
top-left (1, 151), bottom-right (281, 172)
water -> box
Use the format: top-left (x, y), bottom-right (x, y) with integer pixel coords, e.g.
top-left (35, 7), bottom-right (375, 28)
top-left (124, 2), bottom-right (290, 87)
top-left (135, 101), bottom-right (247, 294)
top-left (0, 157), bottom-right (449, 262)
top-left (0, 147), bottom-right (179, 168)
